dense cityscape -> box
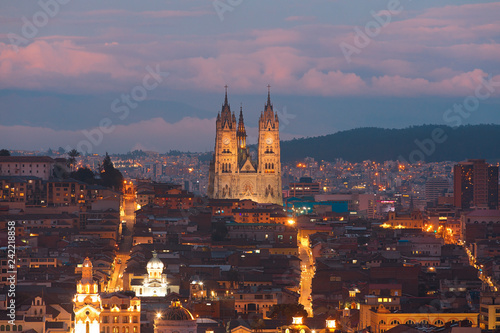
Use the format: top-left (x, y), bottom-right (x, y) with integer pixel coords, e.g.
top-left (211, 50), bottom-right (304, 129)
top-left (2, 109), bottom-right (500, 333)
top-left (2, 1), bottom-right (500, 333)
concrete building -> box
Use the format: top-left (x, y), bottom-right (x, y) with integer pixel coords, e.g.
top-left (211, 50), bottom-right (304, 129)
top-left (454, 159), bottom-right (498, 210)
top-left (0, 156), bottom-right (56, 180)
top-left (100, 293), bottom-right (141, 333)
top-left (425, 177), bottom-right (450, 203)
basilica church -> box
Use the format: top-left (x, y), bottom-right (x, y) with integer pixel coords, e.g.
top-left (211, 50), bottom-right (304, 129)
top-left (208, 87), bottom-right (283, 206)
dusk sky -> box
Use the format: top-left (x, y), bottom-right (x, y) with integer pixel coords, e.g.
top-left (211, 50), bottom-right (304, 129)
top-left (1, 0), bottom-right (500, 154)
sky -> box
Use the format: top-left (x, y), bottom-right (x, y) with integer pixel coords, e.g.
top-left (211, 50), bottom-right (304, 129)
top-left (1, 0), bottom-right (500, 154)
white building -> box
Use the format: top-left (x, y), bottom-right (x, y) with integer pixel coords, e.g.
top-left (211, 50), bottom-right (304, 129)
top-left (131, 251), bottom-right (168, 297)
top-left (0, 156), bottom-right (57, 180)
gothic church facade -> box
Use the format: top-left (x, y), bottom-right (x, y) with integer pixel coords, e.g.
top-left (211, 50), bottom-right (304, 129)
top-left (208, 87), bottom-right (283, 206)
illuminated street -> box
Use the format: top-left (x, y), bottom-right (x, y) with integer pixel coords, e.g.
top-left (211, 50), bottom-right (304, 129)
top-left (298, 237), bottom-right (314, 317)
top-left (108, 197), bottom-right (136, 292)
top-left (461, 241), bottom-right (498, 292)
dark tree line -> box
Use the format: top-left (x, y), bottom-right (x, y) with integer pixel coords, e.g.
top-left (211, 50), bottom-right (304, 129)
top-left (280, 124), bottom-right (500, 163)
top-left (70, 153), bottom-right (124, 191)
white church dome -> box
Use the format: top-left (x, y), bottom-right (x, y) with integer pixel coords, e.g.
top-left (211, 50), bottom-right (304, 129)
top-left (147, 251), bottom-right (164, 270)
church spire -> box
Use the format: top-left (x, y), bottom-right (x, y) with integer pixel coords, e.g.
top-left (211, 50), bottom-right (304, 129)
top-left (266, 84), bottom-right (272, 107)
top-left (260, 85), bottom-right (277, 128)
top-left (237, 104), bottom-right (247, 149)
top-left (224, 84), bottom-right (228, 106)
top-left (219, 85), bottom-right (234, 129)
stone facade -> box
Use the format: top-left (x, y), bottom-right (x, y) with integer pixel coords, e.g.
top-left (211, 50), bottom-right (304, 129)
top-left (208, 87), bottom-right (283, 206)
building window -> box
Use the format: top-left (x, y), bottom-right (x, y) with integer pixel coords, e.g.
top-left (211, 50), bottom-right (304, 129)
top-left (405, 320), bottom-right (414, 325)
top-left (390, 320), bottom-right (400, 325)
top-left (434, 320), bottom-right (444, 326)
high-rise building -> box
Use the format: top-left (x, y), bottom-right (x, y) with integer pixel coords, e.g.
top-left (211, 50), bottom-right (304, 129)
top-left (208, 86), bottom-right (283, 205)
top-left (425, 177), bottom-right (449, 203)
top-left (454, 159), bottom-right (499, 210)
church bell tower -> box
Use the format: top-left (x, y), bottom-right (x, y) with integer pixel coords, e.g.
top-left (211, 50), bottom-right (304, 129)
top-left (74, 258), bottom-right (101, 333)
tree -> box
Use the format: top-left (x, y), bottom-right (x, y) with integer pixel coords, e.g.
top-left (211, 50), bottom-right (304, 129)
top-left (0, 149), bottom-right (11, 156)
top-left (212, 223), bottom-right (228, 241)
top-left (99, 153), bottom-right (124, 191)
top-left (52, 164), bottom-right (69, 179)
top-left (226, 269), bottom-right (240, 288)
top-left (67, 149), bottom-right (80, 171)
top-left (71, 167), bottom-right (96, 184)
top-left (268, 304), bottom-right (308, 321)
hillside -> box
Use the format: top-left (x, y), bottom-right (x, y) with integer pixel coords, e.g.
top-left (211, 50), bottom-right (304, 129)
top-left (279, 124), bottom-right (500, 163)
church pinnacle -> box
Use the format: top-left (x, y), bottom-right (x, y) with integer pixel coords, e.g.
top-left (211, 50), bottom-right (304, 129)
top-left (224, 84), bottom-right (228, 106)
top-left (266, 84), bottom-right (272, 108)
top-left (237, 104), bottom-right (247, 149)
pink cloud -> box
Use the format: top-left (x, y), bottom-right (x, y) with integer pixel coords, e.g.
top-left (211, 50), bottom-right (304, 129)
top-left (370, 69), bottom-right (500, 96)
top-left (0, 117), bottom-right (301, 153)
top-left (1, 2), bottom-right (499, 98)
top-left (0, 40), bottom-right (137, 91)
top-left (0, 118), bottom-right (215, 153)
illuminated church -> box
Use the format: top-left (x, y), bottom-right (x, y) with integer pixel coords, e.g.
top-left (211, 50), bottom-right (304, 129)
top-left (73, 258), bottom-right (141, 333)
top-left (208, 87), bottom-right (283, 205)
top-left (73, 258), bottom-right (102, 333)
top-left (154, 300), bottom-right (196, 333)
top-left (131, 251), bottom-right (168, 297)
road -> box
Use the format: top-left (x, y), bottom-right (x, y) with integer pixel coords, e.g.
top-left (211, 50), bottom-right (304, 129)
top-left (298, 239), bottom-right (315, 317)
top-left (107, 198), bottom-right (136, 292)
top-left (108, 253), bottom-right (129, 291)
top-left (461, 241), bottom-right (498, 292)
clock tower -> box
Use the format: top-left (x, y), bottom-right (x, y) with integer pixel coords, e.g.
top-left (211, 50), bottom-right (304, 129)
top-left (208, 86), bottom-right (282, 205)
top-left (257, 85), bottom-right (282, 204)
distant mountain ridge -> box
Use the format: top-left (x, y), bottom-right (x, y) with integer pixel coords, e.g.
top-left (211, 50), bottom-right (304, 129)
top-left (279, 124), bottom-right (500, 163)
